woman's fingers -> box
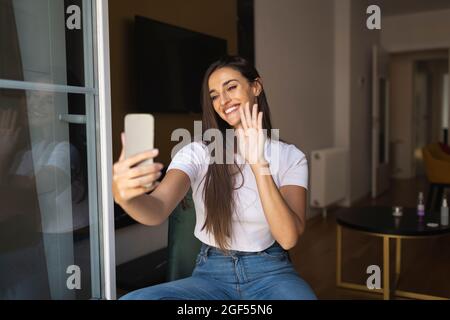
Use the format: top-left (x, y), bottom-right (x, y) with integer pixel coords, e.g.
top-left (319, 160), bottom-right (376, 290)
top-left (244, 102), bottom-right (253, 129)
top-left (251, 104), bottom-right (258, 128)
top-left (113, 149), bottom-right (159, 176)
top-left (235, 127), bottom-right (243, 138)
top-left (240, 101), bottom-right (258, 131)
top-left (126, 163), bottom-right (163, 179)
top-left (258, 111), bottom-right (263, 130)
top-left (113, 166), bottom-right (162, 201)
top-left (119, 147), bottom-right (125, 162)
top-left (119, 132), bottom-right (125, 162)
top-left (239, 102), bottom-right (249, 131)
top-left (236, 128), bottom-right (245, 148)
top-left (125, 172), bottom-right (162, 188)
top-left (125, 163), bottom-right (164, 179)
top-left (123, 148), bottom-right (159, 168)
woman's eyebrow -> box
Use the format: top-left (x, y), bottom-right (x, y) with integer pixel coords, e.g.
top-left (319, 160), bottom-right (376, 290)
top-left (209, 79), bottom-right (239, 94)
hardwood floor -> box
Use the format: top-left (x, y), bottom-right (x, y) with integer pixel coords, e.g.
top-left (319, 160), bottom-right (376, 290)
top-left (289, 176), bottom-right (450, 299)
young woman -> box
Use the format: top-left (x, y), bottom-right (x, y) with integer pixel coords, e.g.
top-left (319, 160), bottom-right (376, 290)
top-left (113, 55), bottom-right (316, 300)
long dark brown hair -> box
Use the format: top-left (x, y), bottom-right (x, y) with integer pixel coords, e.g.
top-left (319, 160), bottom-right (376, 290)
top-left (199, 55), bottom-right (273, 251)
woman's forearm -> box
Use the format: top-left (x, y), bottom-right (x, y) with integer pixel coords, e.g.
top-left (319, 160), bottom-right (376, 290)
top-left (118, 193), bottom-right (167, 226)
top-left (251, 164), bottom-right (302, 250)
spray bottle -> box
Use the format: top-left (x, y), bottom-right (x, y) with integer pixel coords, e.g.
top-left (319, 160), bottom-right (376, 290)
top-left (441, 194), bottom-right (449, 226)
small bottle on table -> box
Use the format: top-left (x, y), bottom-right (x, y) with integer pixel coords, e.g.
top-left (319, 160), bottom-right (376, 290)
top-left (417, 192), bottom-right (425, 218)
top-left (441, 194), bottom-right (449, 226)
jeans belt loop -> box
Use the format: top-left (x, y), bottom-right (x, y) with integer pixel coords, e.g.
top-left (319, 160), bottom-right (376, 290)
top-left (204, 245), bottom-right (211, 257)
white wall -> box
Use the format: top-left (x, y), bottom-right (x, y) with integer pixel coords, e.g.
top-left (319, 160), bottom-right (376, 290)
top-left (255, 0), bottom-right (381, 209)
top-left (333, 0), bottom-right (381, 204)
top-left (255, 0), bottom-right (335, 153)
top-left (333, 0), bottom-right (351, 205)
top-left (255, 0), bottom-right (336, 217)
top-left (349, 0), bottom-right (380, 202)
top-left (381, 9), bottom-right (450, 53)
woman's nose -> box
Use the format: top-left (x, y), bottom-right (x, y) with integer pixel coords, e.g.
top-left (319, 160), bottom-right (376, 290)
top-left (220, 91), bottom-right (231, 106)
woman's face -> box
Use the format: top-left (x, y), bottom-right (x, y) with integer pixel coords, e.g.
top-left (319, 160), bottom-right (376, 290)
top-left (208, 67), bottom-right (261, 129)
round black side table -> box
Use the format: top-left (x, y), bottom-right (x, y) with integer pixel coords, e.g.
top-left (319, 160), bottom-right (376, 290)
top-left (336, 206), bottom-right (450, 300)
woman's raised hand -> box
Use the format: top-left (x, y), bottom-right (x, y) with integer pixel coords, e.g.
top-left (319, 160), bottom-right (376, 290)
top-left (236, 102), bottom-right (267, 165)
top-left (112, 132), bottom-right (164, 206)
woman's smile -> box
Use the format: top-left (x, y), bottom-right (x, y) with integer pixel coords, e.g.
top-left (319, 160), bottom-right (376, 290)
top-left (223, 103), bottom-right (241, 117)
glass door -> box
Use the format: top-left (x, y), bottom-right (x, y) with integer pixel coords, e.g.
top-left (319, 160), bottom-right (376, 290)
top-left (0, 0), bottom-right (115, 299)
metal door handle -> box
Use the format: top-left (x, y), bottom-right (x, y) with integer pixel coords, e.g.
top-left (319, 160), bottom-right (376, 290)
top-left (58, 113), bottom-right (86, 124)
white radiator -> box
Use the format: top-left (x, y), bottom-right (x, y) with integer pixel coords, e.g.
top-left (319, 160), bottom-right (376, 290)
top-left (310, 148), bottom-right (348, 216)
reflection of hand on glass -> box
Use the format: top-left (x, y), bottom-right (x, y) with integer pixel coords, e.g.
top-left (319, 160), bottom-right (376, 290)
top-left (0, 108), bottom-right (21, 182)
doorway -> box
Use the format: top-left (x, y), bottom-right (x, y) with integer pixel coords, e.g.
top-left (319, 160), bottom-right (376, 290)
top-left (389, 49), bottom-right (449, 180)
top-left (413, 59), bottom-right (449, 176)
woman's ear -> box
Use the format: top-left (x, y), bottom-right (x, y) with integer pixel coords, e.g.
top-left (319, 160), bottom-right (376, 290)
top-left (252, 78), bottom-right (263, 97)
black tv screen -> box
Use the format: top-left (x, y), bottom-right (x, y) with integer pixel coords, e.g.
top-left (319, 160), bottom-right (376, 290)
top-left (135, 16), bottom-right (228, 113)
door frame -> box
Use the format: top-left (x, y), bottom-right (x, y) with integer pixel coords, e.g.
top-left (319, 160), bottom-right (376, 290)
top-left (95, 0), bottom-right (116, 300)
top-left (372, 45), bottom-right (390, 198)
top-left (0, 0), bottom-right (116, 300)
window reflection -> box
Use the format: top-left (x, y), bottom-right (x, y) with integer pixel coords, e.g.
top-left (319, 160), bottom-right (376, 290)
top-left (0, 89), bottom-right (92, 299)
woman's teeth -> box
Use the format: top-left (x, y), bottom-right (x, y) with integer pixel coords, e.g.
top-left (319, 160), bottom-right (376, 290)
top-left (225, 105), bottom-right (239, 114)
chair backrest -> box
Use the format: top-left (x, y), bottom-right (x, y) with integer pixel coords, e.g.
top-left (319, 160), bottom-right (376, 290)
top-left (422, 144), bottom-right (450, 183)
top-left (423, 145), bottom-right (437, 181)
top-left (167, 189), bottom-right (202, 281)
top-left (430, 143), bottom-right (450, 162)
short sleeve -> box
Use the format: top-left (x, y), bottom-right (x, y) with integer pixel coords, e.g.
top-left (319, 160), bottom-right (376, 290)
top-left (279, 144), bottom-right (308, 189)
top-left (167, 142), bottom-right (207, 184)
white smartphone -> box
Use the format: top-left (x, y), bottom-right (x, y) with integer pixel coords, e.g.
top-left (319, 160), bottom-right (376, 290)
top-left (124, 113), bottom-right (155, 167)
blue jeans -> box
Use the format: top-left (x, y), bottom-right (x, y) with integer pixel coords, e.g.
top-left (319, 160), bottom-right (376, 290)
top-left (120, 242), bottom-right (317, 300)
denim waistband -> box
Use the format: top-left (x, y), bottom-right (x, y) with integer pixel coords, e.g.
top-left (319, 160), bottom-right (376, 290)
top-left (199, 241), bottom-right (283, 257)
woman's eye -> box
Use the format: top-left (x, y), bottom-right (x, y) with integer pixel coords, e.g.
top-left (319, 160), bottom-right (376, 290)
top-left (227, 85), bottom-right (237, 91)
top-left (210, 96), bottom-right (218, 101)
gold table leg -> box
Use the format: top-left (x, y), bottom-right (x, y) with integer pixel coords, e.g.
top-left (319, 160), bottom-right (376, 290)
top-left (383, 236), bottom-right (390, 300)
top-left (336, 225), bottom-right (342, 286)
top-left (336, 224), bottom-right (384, 295)
top-left (395, 238), bottom-right (401, 284)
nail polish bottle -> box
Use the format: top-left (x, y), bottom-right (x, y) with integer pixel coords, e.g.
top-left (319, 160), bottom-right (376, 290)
top-left (417, 192), bottom-right (425, 217)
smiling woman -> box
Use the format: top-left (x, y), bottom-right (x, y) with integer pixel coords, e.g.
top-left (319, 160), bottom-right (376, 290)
top-left (208, 69), bottom-right (262, 126)
top-left (113, 55), bottom-right (316, 300)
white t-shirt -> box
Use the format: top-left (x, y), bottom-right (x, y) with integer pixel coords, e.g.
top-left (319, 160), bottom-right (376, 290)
top-left (167, 139), bottom-right (308, 252)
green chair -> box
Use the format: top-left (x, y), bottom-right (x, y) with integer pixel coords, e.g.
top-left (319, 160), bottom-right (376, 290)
top-left (167, 189), bottom-right (202, 281)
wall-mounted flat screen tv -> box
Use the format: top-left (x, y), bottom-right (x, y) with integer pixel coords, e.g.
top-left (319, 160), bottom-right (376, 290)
top-left (135, 16), bottom-right (228, 113)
